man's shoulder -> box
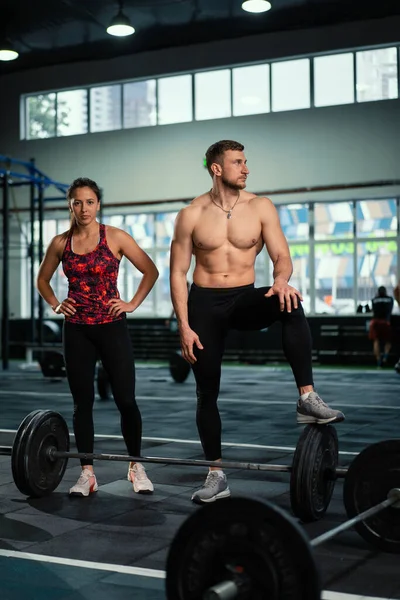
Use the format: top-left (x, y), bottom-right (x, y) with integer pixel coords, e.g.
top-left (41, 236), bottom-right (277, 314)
top-left (175, 198), bottom-right (205, 229)
top-left (248, 194), bottom-right (275, 213)
top-left (179, 193), bottom-right (209, 215)
top-left (191, 191), bottom-right (211, 206)
top-left (248, 193), bottom-right (273, 204)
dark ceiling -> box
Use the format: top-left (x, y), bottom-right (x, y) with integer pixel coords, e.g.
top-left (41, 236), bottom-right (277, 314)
top-left (1, 0), bottom-right (399, 75)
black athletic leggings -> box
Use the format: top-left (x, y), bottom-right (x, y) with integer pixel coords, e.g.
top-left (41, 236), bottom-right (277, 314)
top-left (63, 319), bottom-right (142, 466)
top-left (188, 283), bottom-right (314, 461)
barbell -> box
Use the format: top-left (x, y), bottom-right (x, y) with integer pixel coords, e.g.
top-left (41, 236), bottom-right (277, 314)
top-left (166, 438), bottom-right (400, 599)
top-left (3, 409), bottom-right (345, 521)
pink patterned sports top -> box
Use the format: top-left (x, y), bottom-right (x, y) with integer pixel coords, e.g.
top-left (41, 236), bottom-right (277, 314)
top-left (62, 224), bottom-right (123, 325)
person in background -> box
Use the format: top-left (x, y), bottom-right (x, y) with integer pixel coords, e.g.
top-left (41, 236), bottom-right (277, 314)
top-left (369, 286), bottom-right (394, 367)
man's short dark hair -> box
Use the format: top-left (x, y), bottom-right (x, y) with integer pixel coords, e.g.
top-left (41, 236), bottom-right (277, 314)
top-left (378, 286), bottom-right (387, 297)
top-left (205, 140), bottom-right (244, 177)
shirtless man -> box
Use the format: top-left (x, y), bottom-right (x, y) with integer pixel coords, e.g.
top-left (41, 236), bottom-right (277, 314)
top-left (170, 140), bottom-right (344, 505)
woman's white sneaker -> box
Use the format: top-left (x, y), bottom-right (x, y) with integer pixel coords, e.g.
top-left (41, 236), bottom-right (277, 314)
top-left (69, 469), bottom-right (98, 497)
top-left (127, 462), bottom-right (154, 494)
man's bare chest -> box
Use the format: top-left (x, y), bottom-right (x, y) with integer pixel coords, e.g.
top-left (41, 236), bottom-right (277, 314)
top-left (192, 213), bottom-right (261, 251)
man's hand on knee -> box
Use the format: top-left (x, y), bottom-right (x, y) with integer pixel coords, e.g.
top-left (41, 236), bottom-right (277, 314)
top-left (265, 279), bottom-right (303, 313)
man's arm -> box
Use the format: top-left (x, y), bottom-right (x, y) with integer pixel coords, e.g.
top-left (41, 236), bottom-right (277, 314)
top-left (170, 208), bottom-right (194, 330)
top-left (170, 207), bottom-right (204, 363)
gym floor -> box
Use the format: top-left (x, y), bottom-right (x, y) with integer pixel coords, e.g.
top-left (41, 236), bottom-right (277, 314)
top-left (0, 360), bottom-right (399, 600)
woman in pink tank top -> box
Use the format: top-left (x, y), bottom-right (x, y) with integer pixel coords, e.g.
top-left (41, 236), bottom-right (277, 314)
top-left (36, 178), bottom-right (159, 497)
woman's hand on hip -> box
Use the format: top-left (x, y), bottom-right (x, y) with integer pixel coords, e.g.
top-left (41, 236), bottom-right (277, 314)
top-left (53, 298), bottom-right (77, 317)
top-left (107, 298), bottom-right (134, 317)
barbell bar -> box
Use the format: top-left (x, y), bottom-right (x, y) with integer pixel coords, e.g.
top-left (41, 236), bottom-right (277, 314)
top-left (310, 488), bottom-right (400, 548)
top-left (6, 409), bottom-right (345, 521)
top-left (166, 438), bottom-right (400, 599)
top-left (45, 449), bottom-right (348, 477)
top-left (0, 444), bottom-right (348, 477)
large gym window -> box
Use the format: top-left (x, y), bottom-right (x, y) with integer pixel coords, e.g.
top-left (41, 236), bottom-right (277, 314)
top-left (232, 65), bottom-right (270, 117)
top-left (56, 89), bottom-right (88, 137)
top-left (26, 93), bottom-right (57, 140)
top-left (315, 202), bottom-right (353, 240)
top-left (314, 242), bottom-right (355, 315)
top-left (124, 214), bottom-right (154, 249)
top-left (356, 199), bottom-right (397, 237)
top-left (279, 204), bottom-right (309, 241)
top-left (22, 42), bottom-right (400, 139)
top-left (314, 53), bottom-right (355, 108)
top-left (123, 80), bottom-right (157, 129)
top-left (158, 75), bottom-right (193, 125)
top-left (195, 69), bottom-right (232, 121)
top-left (271, 59), bottom-right (311, 112)
top-left (357, 240), bottom-right (397, 306)
top-left (90, 85), bottom-right (122, 133)
top-left (155, 212), bottom-right (178, 246)
top-left (356, 48), bottom-right (398, 102)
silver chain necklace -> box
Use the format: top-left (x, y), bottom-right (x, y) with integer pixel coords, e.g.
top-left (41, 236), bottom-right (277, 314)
top-left (209, 189), bottom-right (240, 219)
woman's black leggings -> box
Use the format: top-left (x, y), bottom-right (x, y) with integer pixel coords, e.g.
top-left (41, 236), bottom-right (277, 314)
top-left (63, 319), bottom-right (142, 466)
top-left (188, 283), bottom-right (314, 462)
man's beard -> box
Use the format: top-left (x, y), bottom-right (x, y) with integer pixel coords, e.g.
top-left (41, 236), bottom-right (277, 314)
top-left (221, 175), bottom-right (246, 191)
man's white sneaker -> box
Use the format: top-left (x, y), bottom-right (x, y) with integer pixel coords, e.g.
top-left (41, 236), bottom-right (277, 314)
top-left (69, 469), bottom-right (98, 497)
top-left (127, 462), bottom-right (154, 494)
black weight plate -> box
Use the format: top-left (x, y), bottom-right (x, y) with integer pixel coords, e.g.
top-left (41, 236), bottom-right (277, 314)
top-left (19, 410), bottom-right (70, 498)
top-left (11, 410), bottom-right (44, 496)
top-left (290, 424), bottom-right (338, 522)
top-left (169, 351), bottom-right (191, 383)
top-left (39, 351), bottom-right (66, 378)
top-left (343, 439), bottom-right (400, 554)
top-left (97, 363), bottom-right (111, 400)
top-left (166, 496), bottom-right (321, 600)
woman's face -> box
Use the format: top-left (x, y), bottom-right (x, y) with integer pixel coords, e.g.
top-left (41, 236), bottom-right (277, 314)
top-left (69, 186), bottom-right (100, 226)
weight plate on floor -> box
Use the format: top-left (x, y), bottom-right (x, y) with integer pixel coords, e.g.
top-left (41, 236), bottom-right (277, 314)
top-left (343, 439), bottom-right (400, 554)
top-left (11, 410), bottom-right (43, 496)
top-left (97, 363), bottom-right (111, 400)
top-left (169, 351), bottom-right (191, 383)
top-left (12, 410), bottom-right (69, 498)
top-left (38, 350), bottom-right (66, 378)
top-left (166, 496), bottom-right (321, 600)
top-left (290, 424), bottom-right (338, 522)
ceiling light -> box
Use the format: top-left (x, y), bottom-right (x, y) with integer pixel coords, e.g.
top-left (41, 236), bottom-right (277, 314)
top-left (107, 2), bottom-right (135, 37)
top-left (0, 40), bottom-right (19, 61)
top-left (242, 0), bottom-right (272, 13)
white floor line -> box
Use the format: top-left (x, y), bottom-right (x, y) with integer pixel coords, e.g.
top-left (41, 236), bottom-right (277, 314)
top-left (0, 429), bottom-right (360, 456)
top-left (0, 548), bottom-right (165, 578)
top-left (0, 549), bottom-right (391, 600)
top-left (322, 593), bottom-right (390, 600)
top-left (0, 390), bottom-right (399, 411)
